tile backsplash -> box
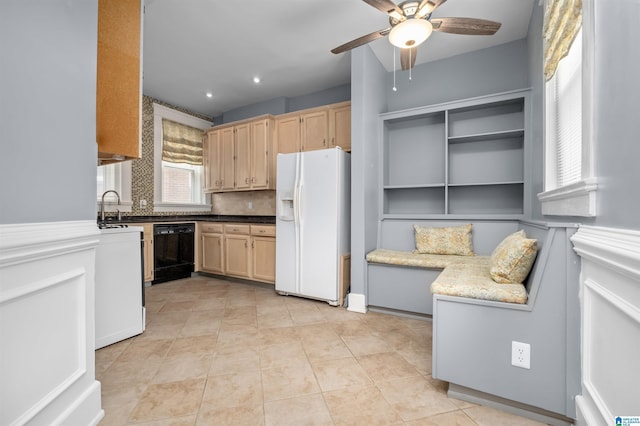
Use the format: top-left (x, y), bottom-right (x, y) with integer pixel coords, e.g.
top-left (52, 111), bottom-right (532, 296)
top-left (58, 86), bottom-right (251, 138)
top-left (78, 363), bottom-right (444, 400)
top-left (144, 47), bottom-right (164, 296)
top-left (127, 95), bottom-right (275, 217)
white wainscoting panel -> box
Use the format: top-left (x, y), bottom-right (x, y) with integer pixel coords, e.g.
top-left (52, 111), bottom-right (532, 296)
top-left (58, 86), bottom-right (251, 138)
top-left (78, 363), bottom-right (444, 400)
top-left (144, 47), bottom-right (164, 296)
top-left (0, 221), bottom-right (104, 426)
top-left (571, 226), bottom-right (640, 426)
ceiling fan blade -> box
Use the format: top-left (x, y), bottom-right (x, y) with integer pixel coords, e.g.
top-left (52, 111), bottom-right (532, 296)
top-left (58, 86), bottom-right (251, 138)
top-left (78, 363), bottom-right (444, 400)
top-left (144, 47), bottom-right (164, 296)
top-left (400, 47), bottom-right (418, 71)
top-left (415, 0), bottom-right (447, 19)
top-left (331, 28), bottom-right (392, 54)
top-left (431, 17), bottom-right (501, 35)
top-left (362, 0), bottom-right (405, 21)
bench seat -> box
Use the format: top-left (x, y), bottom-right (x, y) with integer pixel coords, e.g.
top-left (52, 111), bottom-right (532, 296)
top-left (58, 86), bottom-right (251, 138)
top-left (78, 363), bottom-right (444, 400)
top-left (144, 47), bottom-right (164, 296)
top-left (366, 248), bottom-right (488, 269)
top-left (430, 259), bottom-right (528, 304)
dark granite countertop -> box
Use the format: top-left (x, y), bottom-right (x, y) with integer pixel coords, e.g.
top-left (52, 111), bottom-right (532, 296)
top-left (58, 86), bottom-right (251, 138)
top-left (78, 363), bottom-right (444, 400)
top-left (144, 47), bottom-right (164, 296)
top-left (99, 215), bottom-right (276, 225)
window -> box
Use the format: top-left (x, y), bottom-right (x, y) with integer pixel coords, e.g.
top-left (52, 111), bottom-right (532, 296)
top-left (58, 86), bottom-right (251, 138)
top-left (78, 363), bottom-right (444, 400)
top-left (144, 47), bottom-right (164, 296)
top-left (538, 0), bottom-right (596, 217)
top-left (153, 103), bottom-right (212, 212)
top-left (96, 162), bottom-right (132, 213)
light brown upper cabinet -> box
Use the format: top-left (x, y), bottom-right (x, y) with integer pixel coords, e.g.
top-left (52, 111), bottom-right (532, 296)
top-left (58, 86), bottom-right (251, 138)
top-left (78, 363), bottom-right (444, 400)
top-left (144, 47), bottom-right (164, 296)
top-left (329, 101), bottom-right (351, 151)
top-left (275, 114), bottom-right (301, 154)
top-left (203, 116), bottom-right (275, 192)
top-left (96, 0), bottom-right (142, 164)
top-left (203, 130), bottom-right (222, 192)
top-left (276, 102), bottom-right (350, 153)
top-left (250, 118), bottom-right (275, 190)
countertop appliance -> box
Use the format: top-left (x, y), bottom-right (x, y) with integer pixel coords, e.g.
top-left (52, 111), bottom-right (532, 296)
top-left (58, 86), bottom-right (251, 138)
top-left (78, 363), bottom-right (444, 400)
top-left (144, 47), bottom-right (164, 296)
top-left (275, 147), bottom-right (350, 305)
top-left (95, 226), bottom-right (145, 349)
top-left (153, 223), bottom-right (195, 284)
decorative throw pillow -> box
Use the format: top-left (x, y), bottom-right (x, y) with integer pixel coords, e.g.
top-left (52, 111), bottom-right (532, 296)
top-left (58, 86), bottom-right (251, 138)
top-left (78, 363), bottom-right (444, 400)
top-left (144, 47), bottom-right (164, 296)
top-left (413, 224), bottom-right (474, 256)
top-left (490, 230), bottom-right (538, 284)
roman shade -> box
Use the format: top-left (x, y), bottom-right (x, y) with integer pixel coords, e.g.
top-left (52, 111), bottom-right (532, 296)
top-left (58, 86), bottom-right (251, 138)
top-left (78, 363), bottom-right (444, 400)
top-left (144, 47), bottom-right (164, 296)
top-left (161, 119), bottom-right (203, 165)
top-left (543, 0), bottom-right (582, 81)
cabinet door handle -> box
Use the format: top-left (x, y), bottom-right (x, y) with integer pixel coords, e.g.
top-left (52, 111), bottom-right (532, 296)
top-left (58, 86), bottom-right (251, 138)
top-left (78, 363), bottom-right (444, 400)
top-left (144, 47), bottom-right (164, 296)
top-left (244, 241), bottom-right (248, 248)
top-left (251, 241), bottom-right (255, 248)
top-left (245, 178), bottom-right (249, 184)
top-left (323, 138), bottom-right (326, 146)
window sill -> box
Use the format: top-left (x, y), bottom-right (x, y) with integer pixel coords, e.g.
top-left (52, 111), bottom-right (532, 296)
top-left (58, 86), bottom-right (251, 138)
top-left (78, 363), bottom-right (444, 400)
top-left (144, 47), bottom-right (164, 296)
top-left (537, 178), bottom-right (597, 217)
top-left (154, 202), bottom-right (212, 213)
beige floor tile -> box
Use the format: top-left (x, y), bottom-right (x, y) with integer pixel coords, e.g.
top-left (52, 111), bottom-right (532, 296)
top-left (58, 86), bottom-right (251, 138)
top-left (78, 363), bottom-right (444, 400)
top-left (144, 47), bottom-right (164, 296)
top-left (259, 326), bottom-right (300, 346)
top-left (463, 405), bottom-right (547, 426)
top-left (330, 319), bottom-right (372, 337)
top-left (209, 347), bottom-right (260, 376)
top-left (311, 357), bottom-right (373, 392)
top-left (257, 311), bottom-right (295, 329)
top-left (196, 402), bottom-right (264, 426)
top-left (302, 337), bottom-right (354, 363)
top-left (151, 353), bottom-right (213, 384)
top-left (99, 359), bottom-right (162, 388)
top-left (100, 381), bottom-right (147, 408)
top-left (263, 393), bottom-right (332, 426)
top-left (129, 378), bottom-right (206, 422)
top-left (159, 300), bottom-right (195, 313)
top-left (180, 315), bottom-right (221, 337)
top-left (323, 385), bottom-right (403, 426)
top-left (288, 307), bottom-right (327, 325)
top-left (259, 341), bottom-right (308, 369)
top-left (261, 362), bottom-right (320, 402)
top-left (405, 409), bottom-right (478, 425)
top-left (133, 324), bottom-right (183, 342)
top-left (133, 414), bottom-right (198, 425)
top-left (149, 311), bottom-right (192, 327)
top-left (100, 401), bottom-right (138, 426)
top-left (397, 347), bottom-right (432, 376)
top-left (377, 376), bottom-right (459, 421)
top-left (191, 297), bottom-right (227, 312)
top-left (357, 352), bottom-right (421, 383)
top-left (295, 323), bottom-right (341, 342)
top-left (202, 369), bottom-right (263, 408)
top-left (115, 338), bottom-right (174, 363)
top-left (166, 335), bottom-right (217, 358)
top-left (342, 335), bottom-right (393, 356)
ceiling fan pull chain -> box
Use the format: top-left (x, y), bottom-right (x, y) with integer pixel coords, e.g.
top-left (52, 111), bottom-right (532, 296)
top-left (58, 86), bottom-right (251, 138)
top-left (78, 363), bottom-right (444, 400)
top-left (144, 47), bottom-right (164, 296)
top-left (393, 47), bottom-right (397, 92)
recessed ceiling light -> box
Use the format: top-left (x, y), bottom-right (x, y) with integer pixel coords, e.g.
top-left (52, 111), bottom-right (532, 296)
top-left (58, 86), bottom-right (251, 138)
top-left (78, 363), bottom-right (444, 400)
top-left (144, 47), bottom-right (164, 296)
top-left (206, 92), bottom-right (213, 98)
top-left (253, 76), bottom-right (261, 84)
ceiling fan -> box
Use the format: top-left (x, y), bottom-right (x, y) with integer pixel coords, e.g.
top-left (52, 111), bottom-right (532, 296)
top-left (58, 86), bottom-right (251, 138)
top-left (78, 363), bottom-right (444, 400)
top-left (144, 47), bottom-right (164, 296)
top-left (331, 0), bottom-right (502, 70)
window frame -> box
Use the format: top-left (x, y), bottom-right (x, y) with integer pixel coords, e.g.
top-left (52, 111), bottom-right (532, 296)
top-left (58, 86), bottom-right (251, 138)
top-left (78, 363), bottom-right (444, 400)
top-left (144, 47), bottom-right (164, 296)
top-left (152, 103), bottom-right (212, 212)
top-left (96, 161), bottom-right (133, 213)
top-left (538, 0), bottom-right (597, 217)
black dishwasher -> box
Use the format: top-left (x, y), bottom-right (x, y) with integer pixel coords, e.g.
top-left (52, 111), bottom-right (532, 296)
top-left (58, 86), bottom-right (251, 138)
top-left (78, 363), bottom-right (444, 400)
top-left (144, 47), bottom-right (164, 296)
top-left (153, 223), bottom-right (195, 284)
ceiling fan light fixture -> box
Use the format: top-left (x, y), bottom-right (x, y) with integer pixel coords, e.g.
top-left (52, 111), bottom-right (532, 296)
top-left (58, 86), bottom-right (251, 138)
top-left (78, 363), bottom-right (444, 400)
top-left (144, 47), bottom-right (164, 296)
top-left (388, 18), bottom-right (433, 49)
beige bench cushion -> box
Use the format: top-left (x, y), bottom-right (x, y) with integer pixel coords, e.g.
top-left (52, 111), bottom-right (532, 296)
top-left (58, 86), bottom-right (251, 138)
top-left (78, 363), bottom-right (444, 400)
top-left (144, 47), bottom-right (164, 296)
top-left (431, 259), bottom-right (528, 304)
top-left (366, 249), bottom-right (488, 270)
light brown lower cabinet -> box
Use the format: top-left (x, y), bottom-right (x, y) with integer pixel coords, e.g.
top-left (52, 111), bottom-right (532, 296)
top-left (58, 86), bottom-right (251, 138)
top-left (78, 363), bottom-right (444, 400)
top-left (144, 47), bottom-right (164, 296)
top-left (199, 222), bottom-right (275, 284)
top-left (250, 224), bottom-right (276, 284)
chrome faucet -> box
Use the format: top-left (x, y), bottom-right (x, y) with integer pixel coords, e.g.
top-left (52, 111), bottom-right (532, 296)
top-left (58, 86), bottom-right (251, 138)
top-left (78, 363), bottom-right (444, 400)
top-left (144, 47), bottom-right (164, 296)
top-left (100, 190), bottom-right (121, 223)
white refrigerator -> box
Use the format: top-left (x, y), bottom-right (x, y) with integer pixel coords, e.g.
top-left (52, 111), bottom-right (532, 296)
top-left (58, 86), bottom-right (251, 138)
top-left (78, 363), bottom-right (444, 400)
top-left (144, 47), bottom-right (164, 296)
top-left (276, 147), bottom-right (350, 305)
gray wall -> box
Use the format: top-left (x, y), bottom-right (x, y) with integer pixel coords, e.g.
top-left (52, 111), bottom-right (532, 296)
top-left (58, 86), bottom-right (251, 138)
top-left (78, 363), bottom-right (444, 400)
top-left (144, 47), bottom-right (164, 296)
top-left (527, 4), bottom-right (545, 221)
top-left (220, 84), bottom-right (351, 124)
top-left (387, 39), bottom-right (530, 112)
top-left (349, 47), bottom-right (387, 297)
top-left (0, 0), bottom-right (98, 224)
top-left (590, 0), bottom-right (640, 230)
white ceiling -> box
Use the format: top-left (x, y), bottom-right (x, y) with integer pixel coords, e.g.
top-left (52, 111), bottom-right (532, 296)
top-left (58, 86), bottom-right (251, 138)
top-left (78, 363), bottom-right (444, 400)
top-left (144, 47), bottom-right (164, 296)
top-left (142, 0), bottom-right (535, 118)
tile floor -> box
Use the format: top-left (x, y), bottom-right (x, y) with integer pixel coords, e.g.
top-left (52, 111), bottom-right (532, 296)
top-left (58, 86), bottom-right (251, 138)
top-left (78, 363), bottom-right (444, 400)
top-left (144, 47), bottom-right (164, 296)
top-left (96, 275), bottom-right (546, 425)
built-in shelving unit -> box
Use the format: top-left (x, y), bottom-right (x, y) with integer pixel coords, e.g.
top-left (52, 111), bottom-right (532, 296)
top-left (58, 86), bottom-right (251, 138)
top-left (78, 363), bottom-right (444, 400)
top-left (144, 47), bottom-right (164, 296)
top-left (379, 90), bottom-right (529, 219)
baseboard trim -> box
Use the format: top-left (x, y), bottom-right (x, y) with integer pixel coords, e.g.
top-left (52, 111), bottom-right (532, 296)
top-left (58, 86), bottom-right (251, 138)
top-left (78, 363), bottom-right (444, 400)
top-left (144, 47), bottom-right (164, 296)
top-left (347, 293), bottom-right (367, 313)
top-left (448, 384), bottom-right (575, 426)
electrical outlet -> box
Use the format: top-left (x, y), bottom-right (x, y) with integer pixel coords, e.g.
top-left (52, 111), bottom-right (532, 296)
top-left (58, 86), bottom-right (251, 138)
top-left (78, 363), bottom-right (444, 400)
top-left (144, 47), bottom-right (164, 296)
top-left (139, 199), bottom-right (147, 208)
top-left (511, 341), bottom-right (531, 369)
top-left (247, 201), bottom-right (253, 210)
